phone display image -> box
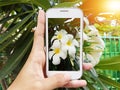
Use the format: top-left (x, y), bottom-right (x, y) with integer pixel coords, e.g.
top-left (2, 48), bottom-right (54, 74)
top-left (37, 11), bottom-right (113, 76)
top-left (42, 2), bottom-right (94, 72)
top-left (48, 18), bottom-right (82, 71)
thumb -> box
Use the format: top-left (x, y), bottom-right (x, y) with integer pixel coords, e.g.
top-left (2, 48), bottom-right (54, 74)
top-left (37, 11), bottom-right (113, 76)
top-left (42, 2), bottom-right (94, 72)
top-left (33, 10), bottom-right (45, 52)
top-left (43, 74), bottom-right (70, 90)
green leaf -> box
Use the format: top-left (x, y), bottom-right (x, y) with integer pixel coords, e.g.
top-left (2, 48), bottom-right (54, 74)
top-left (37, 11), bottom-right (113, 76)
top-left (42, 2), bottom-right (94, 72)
top-left (0, 0), bottom-right (29, 6)
top-left (87, 82), bottom-right (96, 90)
top-left (0, 0), bottom-right (51, 10)
top-left (95, 55), bottom-right (120, 70)
top-left (0, 20), bottom-right (34, 51)
top-left (0, 11), bottom-right (33, 24)
top-left (0, 15), bottom-right (16, 24)
top-left (0, 13), bottom-right (34, 44)
top-left (60, 0), bottom-right (81, 3)
top-left (31, 0), bottom-right (51, 10)
top-left (99, 74), bottom-right (120, 89)
top-left (0, 33), bottom-right (33, 80)
top-left (54, 0), bottom-right (81, 8)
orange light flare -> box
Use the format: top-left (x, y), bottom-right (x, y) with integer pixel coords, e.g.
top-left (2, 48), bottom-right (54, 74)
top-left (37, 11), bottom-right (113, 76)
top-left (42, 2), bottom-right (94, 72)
top-left (106, 0), bottom-right (120, 12)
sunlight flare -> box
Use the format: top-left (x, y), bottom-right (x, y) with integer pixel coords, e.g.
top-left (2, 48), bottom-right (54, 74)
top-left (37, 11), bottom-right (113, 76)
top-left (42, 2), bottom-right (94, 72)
top-left (107, 0), bottom-right (120, 11)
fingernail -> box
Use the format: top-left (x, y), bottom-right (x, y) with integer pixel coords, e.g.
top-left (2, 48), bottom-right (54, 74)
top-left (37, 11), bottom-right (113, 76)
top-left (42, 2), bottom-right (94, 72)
top-left (81, 80), bottom-right (87, 86)
top-left (31, 27), bottom-right (37, 32)
top-left (39, 9), bottom-right (44, 13)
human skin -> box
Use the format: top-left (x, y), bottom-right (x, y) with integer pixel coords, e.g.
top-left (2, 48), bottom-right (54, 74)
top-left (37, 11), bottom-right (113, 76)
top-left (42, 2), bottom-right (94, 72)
top-left (7, 10), bottom-right (92, 90)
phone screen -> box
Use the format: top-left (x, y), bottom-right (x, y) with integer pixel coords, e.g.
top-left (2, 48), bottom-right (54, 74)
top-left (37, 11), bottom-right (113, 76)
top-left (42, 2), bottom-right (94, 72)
top-left (48, 18), bottom-right (81, 71)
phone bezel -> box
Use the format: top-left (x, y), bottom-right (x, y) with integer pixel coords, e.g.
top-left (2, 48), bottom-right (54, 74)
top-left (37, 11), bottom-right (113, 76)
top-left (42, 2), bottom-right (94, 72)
top-left (46, 8), bottom-right (83, 80)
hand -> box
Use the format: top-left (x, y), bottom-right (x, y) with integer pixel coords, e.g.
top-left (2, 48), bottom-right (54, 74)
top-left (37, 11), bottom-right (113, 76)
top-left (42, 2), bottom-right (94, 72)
top-left (8, 10), bottom-right (92, 90)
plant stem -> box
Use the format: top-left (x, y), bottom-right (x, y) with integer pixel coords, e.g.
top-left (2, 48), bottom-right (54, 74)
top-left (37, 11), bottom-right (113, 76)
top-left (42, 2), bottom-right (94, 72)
top-left (89, 68), bottom-right (109, 90)
top-left (0, 79), bottom-right (8, 90)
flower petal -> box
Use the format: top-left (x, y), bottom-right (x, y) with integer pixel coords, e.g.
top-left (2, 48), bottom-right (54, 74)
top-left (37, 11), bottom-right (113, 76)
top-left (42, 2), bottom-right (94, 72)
top-left (86, 54), bottom-right (97, 66)
top-left (73, 39), bottom-right (79, 47)
top-left (67, 34), bottom-right (73, 40)
top-left (61, 35), bottom-right (68, 44)
top-left (68, 46), bottom-right (76, 58)
top-left (90, 52), bottom-right (102, 65)
top-left (51, 40), bottom-right (60, 49)
top-left (61, 45), bottom-right (68, 53)
top-left (94, 37), bottom-right (105, 48)
top-left (55, 31), bottom-right (59, 35)
top-left (59, 50), bottom-right (67, 59)
top-left (51, 36), bottom-right (56, 42)
top-left (49, 51), bottom-right (54, 60)
top-left (60, 29), bottom-right (68, 34)
top-left (52, 55), bottom-right (61, 65)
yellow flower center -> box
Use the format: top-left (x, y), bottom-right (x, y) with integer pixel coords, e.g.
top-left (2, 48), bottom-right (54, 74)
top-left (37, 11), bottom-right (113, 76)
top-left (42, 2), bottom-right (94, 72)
top-left (54, 48), bottom-right (60, 54)
top-left (67, 40), bottom-right (72, 46)
top-left (57, 33), bottom-right (62, 39)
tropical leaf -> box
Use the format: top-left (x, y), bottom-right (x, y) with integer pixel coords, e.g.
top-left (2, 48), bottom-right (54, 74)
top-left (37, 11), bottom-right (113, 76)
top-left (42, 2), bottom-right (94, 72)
top-left (0, 33), bottom-right (33, 80)
top-left (0, 15), bottom-right (16, 24)
top-left (95, 55), bottom-right (120, 70)
top-left (31, 0), bottom-right (51, 10)
top-left (0, 0), bottom-right (29, 6)
top-left (0, 13), bottom-right (34, 44)
top-left (54, 0), bottom-right (81, 8)
top-left (0, 0), bottom-right (51, 10)
top-left (87, 82), bottom-right (96, 90)
top-left (60, 0), bottom-right (86, 3)
top-left (60, 0), bottom-right (80, 2)
top-left (99, 74), bottom-right (120, 89)
top-left (0, 20), bottom-right (34, 51)
top-left (0, 10), bottom-right (33, 24)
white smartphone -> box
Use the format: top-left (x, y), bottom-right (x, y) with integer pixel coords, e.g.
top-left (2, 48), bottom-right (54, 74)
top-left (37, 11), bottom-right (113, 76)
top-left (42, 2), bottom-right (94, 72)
top-left (46, 8), bottom-right (83, 80)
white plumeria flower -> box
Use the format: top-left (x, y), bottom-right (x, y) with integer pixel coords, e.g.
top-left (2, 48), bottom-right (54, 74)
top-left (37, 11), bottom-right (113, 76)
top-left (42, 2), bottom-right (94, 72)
top-left (89, 37), bottom-right (105, 48)
top-left (84, 51), bottom-right (103, 67)
top-left (83, 17), bottom-right (105, 66)
top-left (90, 44), bottom-right (104, 52)
top-left (62, 34), bottom-right (79, 59)
top-left (87, 26), bottom-right (105, 48)
top-left (49, 40), bottom-right (67, 65)
top-left (85, 53), bottom-right (97, 67)
top-left (83, 52), bottom-right (100, 67)
top-left (90, 52), bottom-right (103, 66)
top-left (51, 29), bottom-right (67, 42)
